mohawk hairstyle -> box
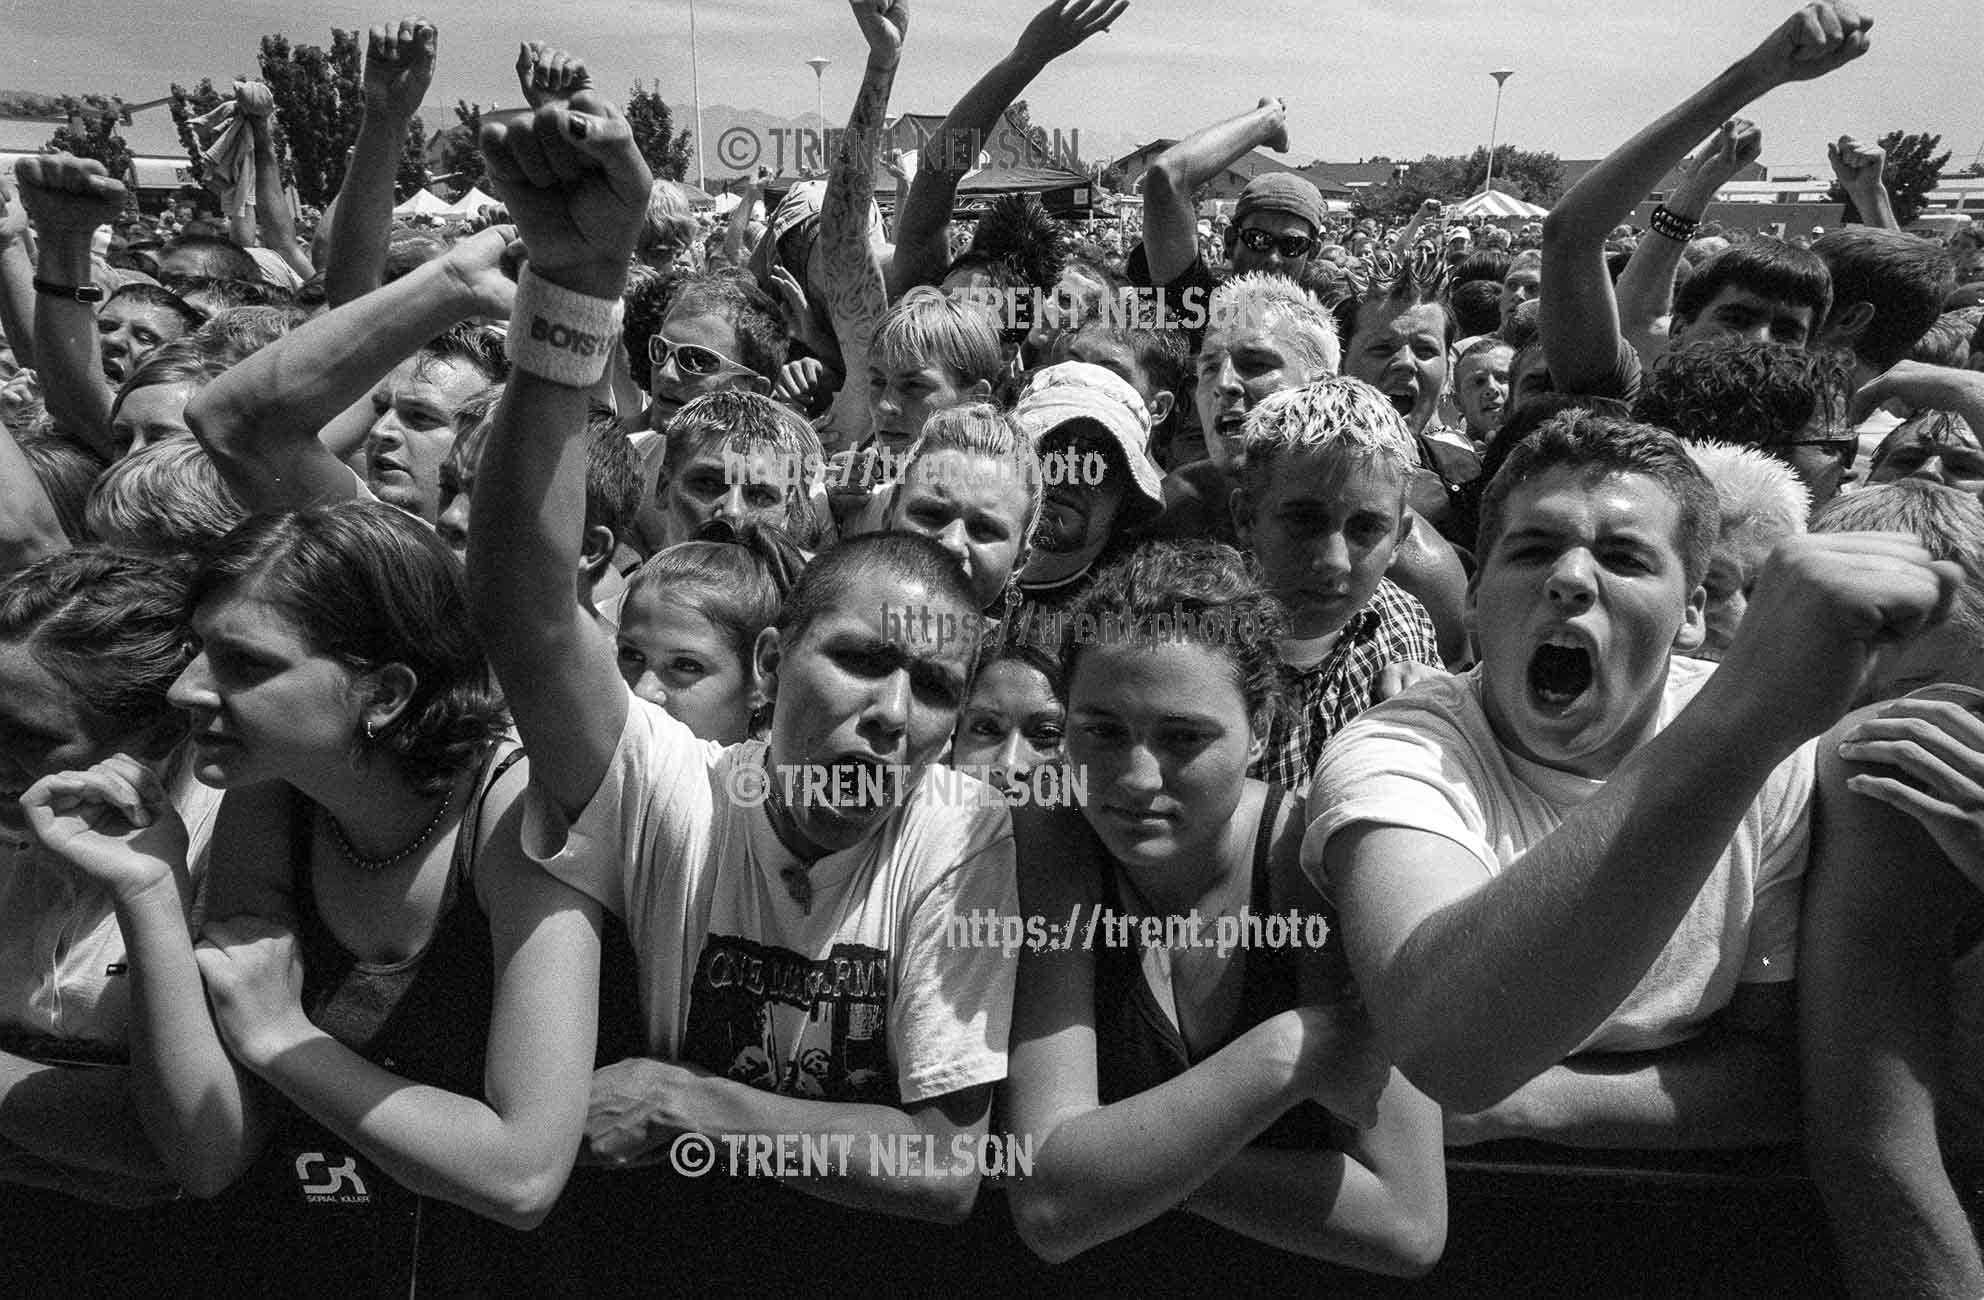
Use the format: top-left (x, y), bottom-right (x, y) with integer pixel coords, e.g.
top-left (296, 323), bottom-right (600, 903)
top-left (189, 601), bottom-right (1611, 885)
top-left (965, 193), bottom-right (1070, 292)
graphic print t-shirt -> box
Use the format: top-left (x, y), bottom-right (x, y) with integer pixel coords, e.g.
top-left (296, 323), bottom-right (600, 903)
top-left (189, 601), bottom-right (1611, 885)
top-left (523, 697), bottom-right (1018, 1105)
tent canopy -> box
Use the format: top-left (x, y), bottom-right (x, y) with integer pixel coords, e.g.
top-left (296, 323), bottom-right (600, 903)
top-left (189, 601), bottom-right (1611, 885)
top-left (440, 186), bottom-right (501, 217)
top-left (1451, 189), bottom-right (1549, 219)
top-left (393, 188), bottom-right (451, 217)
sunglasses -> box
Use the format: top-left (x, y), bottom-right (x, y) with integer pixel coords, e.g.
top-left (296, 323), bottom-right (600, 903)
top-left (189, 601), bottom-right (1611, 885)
top-left (1230, 226), bottom-right (1317, 260)
top-left (649, 336), bottom-right (757, 380)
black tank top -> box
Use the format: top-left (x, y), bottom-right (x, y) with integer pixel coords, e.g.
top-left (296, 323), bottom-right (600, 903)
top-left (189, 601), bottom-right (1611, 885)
top-left (1091, 785), bottom-right (1334, 1147)
top-left (281, 749), bottom-right (520, 1101)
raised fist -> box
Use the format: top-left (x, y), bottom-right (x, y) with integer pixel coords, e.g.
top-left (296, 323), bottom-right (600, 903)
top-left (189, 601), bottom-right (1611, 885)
top-left (480, 89), bottom-right (652, 301)
top-left (850, 0), bottom-right (909, 65)
top-left (1744, 3), bottom-right (1874, 87)
top-left (1257, 97), bottom-right (1289, 153)
top-left (13, 154), bottom-right (127, 244)
top-left (1827, 134), bottom-right (1886, 191)
top-left (516, 41), bottom-right (593, 109)
top-left (1717, 532), bottom-right (1963, 750)
top-left (363, 17), bottom-right (439, 120)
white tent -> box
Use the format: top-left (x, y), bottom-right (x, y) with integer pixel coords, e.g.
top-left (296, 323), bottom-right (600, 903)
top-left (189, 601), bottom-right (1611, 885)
top-left (1451, 189), bottom-right (1549, 220)
top-left (441, 186), bottom-right (503, 218)
top-left (393, 188), bottom-right (452, 217)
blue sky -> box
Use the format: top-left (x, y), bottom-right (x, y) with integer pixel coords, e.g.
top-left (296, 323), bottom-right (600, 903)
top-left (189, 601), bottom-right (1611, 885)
top-left (8, 0), bottom-right (1980, 176)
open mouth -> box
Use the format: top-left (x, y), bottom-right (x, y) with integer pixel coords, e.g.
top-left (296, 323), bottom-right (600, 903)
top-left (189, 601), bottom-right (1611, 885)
top-left (1384, 390), bottom-right (1417, 419)
top-left (823, 755), bottom-right (896, 810)
top-left (1527, 637), bottom-right (1595, 714)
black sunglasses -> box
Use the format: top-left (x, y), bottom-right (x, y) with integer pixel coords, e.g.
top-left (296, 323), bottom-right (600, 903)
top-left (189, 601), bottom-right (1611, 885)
top-left (1230, 226), bottom-right (1317, 260)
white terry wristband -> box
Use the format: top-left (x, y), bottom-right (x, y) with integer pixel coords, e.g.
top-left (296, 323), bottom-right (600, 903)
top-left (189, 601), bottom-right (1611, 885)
top-left (506, 263), bottom-right (624, 387)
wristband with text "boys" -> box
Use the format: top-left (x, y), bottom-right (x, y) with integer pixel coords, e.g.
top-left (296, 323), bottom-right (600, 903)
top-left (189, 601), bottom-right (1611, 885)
top-left (506, 263), bottom-right (624, 387)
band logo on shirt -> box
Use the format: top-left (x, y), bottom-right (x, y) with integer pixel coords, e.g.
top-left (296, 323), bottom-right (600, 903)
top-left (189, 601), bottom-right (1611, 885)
top-left (683, 935), bottom-right (896, 1107)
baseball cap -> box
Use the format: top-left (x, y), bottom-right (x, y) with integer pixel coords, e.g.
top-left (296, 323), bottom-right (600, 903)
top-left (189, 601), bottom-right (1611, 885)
top-left (1233, 173), bottom-right (1324, 236)
top-left (1012, 362), bottom-right (1166, 517)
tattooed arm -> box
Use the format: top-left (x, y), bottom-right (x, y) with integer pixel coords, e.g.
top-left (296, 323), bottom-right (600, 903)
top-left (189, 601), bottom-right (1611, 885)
top-left (816, 0), bottom-right (908, 450)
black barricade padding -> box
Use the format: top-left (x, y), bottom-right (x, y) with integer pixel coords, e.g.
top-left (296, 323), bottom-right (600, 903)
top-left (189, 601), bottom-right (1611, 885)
top-left (1, 1144), bottom-right (1853, 1297)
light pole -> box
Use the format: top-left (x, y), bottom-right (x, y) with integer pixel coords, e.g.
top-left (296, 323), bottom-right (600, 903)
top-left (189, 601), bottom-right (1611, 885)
top-left (806, 56), bottom-right (831, 175)
top-left (689, 0), bottom-right (706, 190)
top-left (1482, 68), bottom-right (1514, 196)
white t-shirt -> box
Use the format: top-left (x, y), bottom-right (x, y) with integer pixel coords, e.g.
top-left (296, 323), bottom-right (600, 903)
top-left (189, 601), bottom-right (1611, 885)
top-left (0, 745), bottom-right (223, 1047)
top-left (1303, 655), bottom-right (1813, 1054)
top-left (523, 697), bottom-right (1017, 1105)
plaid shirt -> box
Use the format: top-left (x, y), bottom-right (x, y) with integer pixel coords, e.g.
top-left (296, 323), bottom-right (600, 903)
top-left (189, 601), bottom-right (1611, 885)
top-left (1251, 578), bottom-right (1442, 793)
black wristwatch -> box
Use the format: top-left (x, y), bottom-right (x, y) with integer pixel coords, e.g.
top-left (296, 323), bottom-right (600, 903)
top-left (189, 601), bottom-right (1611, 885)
top-left (31, 277), bottom-right (104, 304)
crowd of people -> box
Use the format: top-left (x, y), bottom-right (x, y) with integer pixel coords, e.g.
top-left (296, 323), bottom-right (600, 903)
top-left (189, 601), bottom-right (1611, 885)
top-left (1, 0), bottom-right (1982, 1294)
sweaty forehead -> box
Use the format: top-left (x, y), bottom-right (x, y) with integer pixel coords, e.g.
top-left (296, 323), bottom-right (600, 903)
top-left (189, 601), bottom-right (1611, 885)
top-left (1501, 467), bottom-right (1684, 546)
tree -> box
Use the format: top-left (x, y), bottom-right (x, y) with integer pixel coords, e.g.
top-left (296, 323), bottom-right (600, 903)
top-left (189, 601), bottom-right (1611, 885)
top-left (1352, 144), bottom-right (1564, 224)
top-left (44, 95), bottom-right (134, 184)
top-left (394, 115), bottom-right (429, 201)
top-left (1355, 155), bottom-right (1467, 224)
top-left (168, 79), bottom-right (226, 185)
top-left (1008, 98), bottom-right (1050, 152)
top-left (437, 101), bottom-right (487, 194)
top-left (625, 82), bottom-right (693, 182)
top-left (1461, 145), bottom-right (1564, 204)
top-left (257, 28), bottom-right (366, 207)
top-left (1826, 130), bottom-right (1950, 227)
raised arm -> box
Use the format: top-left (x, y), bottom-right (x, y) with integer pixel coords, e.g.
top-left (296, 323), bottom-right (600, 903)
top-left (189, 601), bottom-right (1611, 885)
top-left (1613, 118), bottom-right (1762, 362)
top-left (1142, 99), bottom-right (1286, 286)
top-left (1849, 361), bottom-right (1984, 436)
top-left (185, 223), bottom-right (513, 513)
top-left (1388, 199), bottom-right (1444, 258)
top-left (326, 19), bottom-right (438, 306)
top-left (1324, 533), bottom-right (1955, 1110)
top-left (12, 154), bottom-right (122, 460)
top-left (887, 0), bottom-right (1125, 295)
top-left (236, 82), bottom-right (314, 281)
top-left (0, 181), bottom-right (36, 371)
top-left (1543, 3), bottom-right (1872, 396)
top-left (468, 85), bottom-right (650, 819)
top-left (1803, 701), bottom-right (1984, 1296)
top-left (719, 167), bottom-right (771, 272)
top-left (1829, 133), bottom-right (1900, 231)
top-left (815, 0), bottom-right (909, 449)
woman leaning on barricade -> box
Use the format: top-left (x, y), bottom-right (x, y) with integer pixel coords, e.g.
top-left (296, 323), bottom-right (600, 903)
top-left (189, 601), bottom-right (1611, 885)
top-left (24, 501), bottom-right (604, 1293)
top-left (1001, 539), bottom-right (1446, 1286)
